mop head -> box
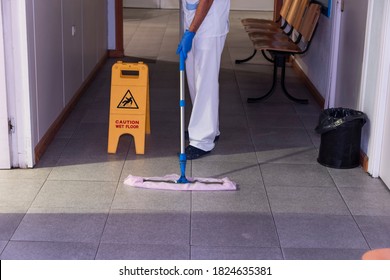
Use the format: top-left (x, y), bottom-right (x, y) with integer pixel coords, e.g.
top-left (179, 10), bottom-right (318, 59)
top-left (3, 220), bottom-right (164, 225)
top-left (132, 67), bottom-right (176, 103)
top-left (124, 174), bottom-right (237, 191)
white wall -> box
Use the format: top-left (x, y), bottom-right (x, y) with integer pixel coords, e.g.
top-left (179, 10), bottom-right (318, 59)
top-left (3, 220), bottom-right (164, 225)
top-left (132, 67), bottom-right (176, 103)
top-left (26, 0), bottom-right (108, 146)
top-left (294, 14), bottom-right (333, 99)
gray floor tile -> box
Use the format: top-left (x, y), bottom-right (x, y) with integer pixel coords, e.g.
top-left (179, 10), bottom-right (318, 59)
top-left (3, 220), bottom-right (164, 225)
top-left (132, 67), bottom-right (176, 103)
top-left (246, 112), bottom-right (304, 129)
top-left (0, 241), bottom-right (6, 255)
top-left (299, 114), bottom-right (321, 132)
top-left (243, 102), bottom-right (296, 115)
top-left (328, 167), bottom-right (387, 189)
top-left (355, 215), bottom-right (390, 249)
top-left (191, 246), bottom-right (283, 260)
top-left (121, 156), bottom-right (188, 180)
top-left (261, 163), bottom-right (335, 188)
top-left (191, 161), bottom-right (263, 188)
top-left (0, 241), bottom-right (98, 260)
top-left (60, 135), bottom-right (129, 160)
top-left (112, 182), bottom-right (191, 212)
top-left (0, 168), bottom-right (52, 181)
top-left (101, 210), bottom-right (190, 245)
top-left (251, 127), bottom-right (314, 152)
top-left (267, 186), bottom-right (350, 215)
top-left (307, 130), bottom-right (321, 148)
top-left (149, 88), bottom-right (180, 113)
top-left (96, 243), bottom-right (190, 260)
top-left (48, 157), bottom-right (124, 182)
top-left (0, 179), bottom-right (44, 208)
top-left (274, 214), bottom-right (369, 249)
top-left (191, 212), bottom-right (279, 247)
top-left (31, 180), bottom-right (117, 210)
top-left (192, 186), bottom-right (270, 213)
top-left (12, 208), bottom-right (108, 243)
top-left (88, 105), bottom-right (110, 121)
top-left (71, 123), bottom-right (110, 140)
top-left (36, 138), bottom-right (69, 162)
top-left (139, 135), bottom-right (180, 158)
top-left (339, 187), bottom-right (390, 216)
top-left (283, 248), bottom-right (367, 260)
top-left (0, 209), bottom-right (26, 241)
top-left (199, 127), bottom-right (258, 164)
top-left (256, 147), bottom-right (319, 165)
top-left (219, 112), bottom-right (248, 129)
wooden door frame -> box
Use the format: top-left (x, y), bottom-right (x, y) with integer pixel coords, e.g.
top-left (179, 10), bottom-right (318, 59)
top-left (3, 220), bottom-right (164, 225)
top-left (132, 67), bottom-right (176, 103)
top-left (110, 0), bottom-right (124, 57)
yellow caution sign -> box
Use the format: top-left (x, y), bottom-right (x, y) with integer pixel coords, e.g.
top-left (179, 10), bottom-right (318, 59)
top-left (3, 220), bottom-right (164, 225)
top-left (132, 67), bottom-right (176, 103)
top-left (108, 61), bottom-right (150, 154)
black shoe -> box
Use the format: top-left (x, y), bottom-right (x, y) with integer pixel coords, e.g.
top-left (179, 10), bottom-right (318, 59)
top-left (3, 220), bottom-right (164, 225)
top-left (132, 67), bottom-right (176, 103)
top-left (185, 131), bottom-right (220, 143)
top-left (185, 145), bottom-right (210, 160)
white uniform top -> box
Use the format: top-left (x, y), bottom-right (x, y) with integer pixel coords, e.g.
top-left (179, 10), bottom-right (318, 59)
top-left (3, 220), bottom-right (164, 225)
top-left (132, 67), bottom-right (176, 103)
top-left (182, 0), bottom-right (230, 38)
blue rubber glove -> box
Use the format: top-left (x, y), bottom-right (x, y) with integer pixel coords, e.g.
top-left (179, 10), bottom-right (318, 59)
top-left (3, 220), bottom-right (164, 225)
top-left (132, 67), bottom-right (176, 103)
top-left (176, 30), bottom-right (196, 61)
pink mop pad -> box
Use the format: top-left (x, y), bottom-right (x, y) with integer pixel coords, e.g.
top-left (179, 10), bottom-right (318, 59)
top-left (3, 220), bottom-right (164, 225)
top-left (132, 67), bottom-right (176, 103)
top-left (124, 174), bottom-right (237, 191)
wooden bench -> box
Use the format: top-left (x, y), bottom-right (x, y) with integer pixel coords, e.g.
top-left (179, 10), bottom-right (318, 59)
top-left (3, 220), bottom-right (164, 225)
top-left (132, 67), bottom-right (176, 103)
top-left (236, 0), bottom-right (300, 64)
top-left (237, 2), bottom-right (321, 105)
top-left (246, 0), bottom-right (310, 40)
top-left (241, 0), bottom-right (295, 31)
top-left (236, 0), bottom-right (310, 65)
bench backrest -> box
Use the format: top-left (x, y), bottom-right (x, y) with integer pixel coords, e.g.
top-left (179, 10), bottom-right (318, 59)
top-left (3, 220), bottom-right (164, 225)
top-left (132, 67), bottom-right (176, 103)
top-left (286, 0), bottom-right (310, 29)
top-left (279, 0), bottom-right (295, 19)
top-left (297, 3), bottom-right (321, 43)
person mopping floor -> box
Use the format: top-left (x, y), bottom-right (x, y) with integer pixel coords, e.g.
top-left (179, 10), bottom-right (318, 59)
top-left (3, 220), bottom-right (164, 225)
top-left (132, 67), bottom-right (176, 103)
top-left (124, 0), bottom-right (236, 191)
top-left (176, 0), bottom-right (230, 160)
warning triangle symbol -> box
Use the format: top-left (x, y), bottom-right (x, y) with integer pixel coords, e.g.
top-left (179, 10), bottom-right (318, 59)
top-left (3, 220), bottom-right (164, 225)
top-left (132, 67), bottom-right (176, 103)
top-left (117, 89), bottom-right (139, 109)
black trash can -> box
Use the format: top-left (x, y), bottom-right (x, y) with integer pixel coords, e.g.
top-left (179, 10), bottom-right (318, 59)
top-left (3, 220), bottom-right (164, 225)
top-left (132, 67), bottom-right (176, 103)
top-left (315, 108), bottom-right (367, 169)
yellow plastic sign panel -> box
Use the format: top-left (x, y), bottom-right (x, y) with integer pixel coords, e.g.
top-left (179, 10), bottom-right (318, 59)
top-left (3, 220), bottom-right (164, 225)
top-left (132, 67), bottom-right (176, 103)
top-left (108, 61), bottom-right (150, 154)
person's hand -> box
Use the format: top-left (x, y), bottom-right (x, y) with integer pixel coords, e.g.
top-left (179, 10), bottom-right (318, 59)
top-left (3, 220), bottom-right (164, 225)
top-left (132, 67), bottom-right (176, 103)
top-left (176, 30), bottom-right (196, 61)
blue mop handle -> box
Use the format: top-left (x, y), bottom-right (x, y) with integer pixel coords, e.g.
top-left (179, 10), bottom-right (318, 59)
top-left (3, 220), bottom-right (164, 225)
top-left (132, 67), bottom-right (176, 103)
top-left (180, 52), bottom-right (185, 71)
top-left (178, 53), bottom-right (189, 183)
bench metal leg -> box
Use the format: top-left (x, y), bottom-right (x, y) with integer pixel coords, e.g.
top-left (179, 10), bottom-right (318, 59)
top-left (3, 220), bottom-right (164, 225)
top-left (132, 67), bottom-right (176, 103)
top-left (280, 57), bottom-right (308, 104)
top-left (235, 49), bottom-right (257, 64)
top-left (247, 59), bottom-right (278, 103)
top-left (247, 54), bottom-right (308, 104)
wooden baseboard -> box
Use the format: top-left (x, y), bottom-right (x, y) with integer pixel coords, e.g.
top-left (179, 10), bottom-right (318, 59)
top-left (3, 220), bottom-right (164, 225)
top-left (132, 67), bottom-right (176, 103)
top-left (34, 52), bottom-right (109, 163)
top-left (360, 150), bottom-right (369, 172)
top-left (108, 49), bottom-right (124, 58)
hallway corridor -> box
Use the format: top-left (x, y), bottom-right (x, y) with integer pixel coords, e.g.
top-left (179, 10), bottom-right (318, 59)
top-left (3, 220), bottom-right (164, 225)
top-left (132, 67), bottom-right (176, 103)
top-left (0, 9), bottom-right (389, 260)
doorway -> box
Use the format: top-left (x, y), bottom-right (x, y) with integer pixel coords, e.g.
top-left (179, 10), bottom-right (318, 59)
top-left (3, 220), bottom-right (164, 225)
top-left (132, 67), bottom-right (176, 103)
top-left (0, 4), bottom-right (11, 168)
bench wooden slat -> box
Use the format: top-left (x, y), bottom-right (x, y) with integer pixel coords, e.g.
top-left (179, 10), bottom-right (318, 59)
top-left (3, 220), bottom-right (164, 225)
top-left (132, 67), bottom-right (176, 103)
top-left (245, 0), bottom-right (310, 41)
top-left (252, 3), bottom-right (321, 54)
top-left (241, 0), bottom-right (294, 27)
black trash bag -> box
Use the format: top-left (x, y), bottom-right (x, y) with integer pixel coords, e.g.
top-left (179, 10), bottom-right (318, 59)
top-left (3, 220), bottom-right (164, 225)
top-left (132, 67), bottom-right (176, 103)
top-left (315, 107), bottom-right (367, 169)
top-left (315, 107), bottom-right (367, 134)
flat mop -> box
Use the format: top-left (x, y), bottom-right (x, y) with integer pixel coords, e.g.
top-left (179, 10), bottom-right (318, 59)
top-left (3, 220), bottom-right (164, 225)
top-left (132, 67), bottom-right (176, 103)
top-left (124, 54), bottom-right (236, 191)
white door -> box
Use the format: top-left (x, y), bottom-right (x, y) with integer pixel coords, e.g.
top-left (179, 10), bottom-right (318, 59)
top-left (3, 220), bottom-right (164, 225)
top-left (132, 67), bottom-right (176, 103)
top-left (1, 0), bottom-right (34, 169)
top-left (0, 0), bottom-right (11, 169)
top-left (379, 74), bottom-right (390, 188)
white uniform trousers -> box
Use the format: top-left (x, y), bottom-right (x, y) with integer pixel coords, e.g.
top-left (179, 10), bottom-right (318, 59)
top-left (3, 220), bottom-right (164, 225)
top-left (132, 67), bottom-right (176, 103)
top-left (186, 34), bottom-right (227, 152)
